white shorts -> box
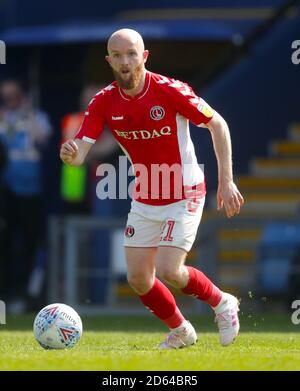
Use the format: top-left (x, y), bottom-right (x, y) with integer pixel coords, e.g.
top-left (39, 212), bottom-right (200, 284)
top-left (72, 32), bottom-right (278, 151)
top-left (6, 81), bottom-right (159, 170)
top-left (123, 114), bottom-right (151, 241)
top-left (123, 198), bottom-right (205, 252)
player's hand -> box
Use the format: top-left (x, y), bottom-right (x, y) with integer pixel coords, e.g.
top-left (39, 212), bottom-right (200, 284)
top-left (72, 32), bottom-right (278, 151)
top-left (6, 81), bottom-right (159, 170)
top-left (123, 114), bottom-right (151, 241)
top-left (217, 180), bottom-right (244, 218)
top-left (60, 140), bottom-right (79, 165)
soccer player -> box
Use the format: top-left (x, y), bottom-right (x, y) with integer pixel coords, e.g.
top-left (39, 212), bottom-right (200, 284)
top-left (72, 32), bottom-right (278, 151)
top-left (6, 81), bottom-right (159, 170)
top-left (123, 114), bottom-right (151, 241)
top-left (60, 29), bottom-right (244, 349)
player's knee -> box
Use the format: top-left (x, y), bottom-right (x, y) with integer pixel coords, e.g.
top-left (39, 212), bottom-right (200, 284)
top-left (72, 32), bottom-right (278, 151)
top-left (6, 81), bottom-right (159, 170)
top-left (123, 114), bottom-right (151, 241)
top-left (127, 273), bottom-right (153, 295)
top-left (158, 267), bottom-right (181, 286)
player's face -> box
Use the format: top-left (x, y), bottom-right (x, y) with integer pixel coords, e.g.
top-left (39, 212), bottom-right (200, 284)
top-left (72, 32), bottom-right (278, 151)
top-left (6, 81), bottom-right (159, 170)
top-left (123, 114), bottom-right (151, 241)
top-left (106, 43), bottom-right (148, 90)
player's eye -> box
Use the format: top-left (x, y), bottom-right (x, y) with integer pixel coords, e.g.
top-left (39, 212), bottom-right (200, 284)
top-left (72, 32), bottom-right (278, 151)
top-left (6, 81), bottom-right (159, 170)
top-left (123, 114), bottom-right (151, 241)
top-left (113, 53), bottom-right (120, 58)
top-left (129, 51), bottom-right (137, 56)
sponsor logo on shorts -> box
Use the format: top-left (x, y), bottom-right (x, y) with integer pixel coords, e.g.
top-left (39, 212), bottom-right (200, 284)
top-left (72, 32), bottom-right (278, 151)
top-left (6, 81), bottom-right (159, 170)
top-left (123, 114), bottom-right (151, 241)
top-left (125, 225), bottom-right (135, 238)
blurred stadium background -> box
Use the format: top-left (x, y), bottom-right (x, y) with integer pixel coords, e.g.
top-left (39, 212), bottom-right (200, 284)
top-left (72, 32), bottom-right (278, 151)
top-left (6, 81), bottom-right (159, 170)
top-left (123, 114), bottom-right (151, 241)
top-left (0, 0), bottom-right (300, 318)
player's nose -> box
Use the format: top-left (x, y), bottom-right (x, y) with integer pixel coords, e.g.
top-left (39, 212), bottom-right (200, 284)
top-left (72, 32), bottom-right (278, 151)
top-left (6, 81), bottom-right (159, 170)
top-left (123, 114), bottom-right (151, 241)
top-left (120, 55), bottom-right (130, 66)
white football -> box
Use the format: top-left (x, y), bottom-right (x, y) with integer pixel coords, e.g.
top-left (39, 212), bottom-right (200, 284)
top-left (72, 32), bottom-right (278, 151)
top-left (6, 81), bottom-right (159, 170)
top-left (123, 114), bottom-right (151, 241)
top-left (33, 303), bottom-right (82, 349)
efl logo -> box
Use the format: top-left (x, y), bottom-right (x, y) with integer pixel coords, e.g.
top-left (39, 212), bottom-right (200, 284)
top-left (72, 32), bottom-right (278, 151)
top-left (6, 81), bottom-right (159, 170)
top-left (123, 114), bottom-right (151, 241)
top-left (150, 106), bottom-right (165, 120)
top-left (0, 300), bottom-right (6, 324)
top-left (291, 40), bottom-right (300, 65)
top-left (0, 40), bottom-right (6, 64)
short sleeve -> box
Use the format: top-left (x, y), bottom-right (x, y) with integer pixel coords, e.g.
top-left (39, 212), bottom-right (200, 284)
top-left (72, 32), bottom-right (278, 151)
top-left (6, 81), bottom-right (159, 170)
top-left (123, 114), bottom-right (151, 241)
top-left (75, 92), bottom-right (106, 143)
top-left (166, 79), bottom-right (214, 126)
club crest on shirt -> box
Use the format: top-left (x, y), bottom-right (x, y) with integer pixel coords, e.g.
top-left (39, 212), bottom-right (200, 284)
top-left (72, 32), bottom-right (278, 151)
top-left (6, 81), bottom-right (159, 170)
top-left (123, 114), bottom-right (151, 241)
top-left (150, 106), bottom-right (165, 121)
top-left (125, 225), bottom-right (135, 238)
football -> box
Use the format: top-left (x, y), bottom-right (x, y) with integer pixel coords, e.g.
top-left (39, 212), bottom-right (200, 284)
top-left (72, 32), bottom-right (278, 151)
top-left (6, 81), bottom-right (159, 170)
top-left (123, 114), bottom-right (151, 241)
top-left (33, 303), bottom-right (82, 349)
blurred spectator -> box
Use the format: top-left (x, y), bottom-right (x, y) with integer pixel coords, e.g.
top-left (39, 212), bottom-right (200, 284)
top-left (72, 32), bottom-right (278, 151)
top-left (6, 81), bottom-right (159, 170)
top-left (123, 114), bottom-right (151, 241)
top-left (60, 84), bottom-right (119, 214)
top-left (0, 80), bottom-right (52, 312)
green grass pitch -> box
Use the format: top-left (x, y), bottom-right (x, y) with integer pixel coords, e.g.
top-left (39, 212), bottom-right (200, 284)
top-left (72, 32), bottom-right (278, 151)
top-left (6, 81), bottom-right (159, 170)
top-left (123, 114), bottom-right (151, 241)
top-left (0, 313), bottom-right (300, 370)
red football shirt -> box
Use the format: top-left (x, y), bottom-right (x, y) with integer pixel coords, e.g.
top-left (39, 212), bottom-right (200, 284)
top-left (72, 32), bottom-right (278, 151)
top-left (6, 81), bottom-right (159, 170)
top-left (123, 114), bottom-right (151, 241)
top-left (76, 71), bottom-right (214, 205)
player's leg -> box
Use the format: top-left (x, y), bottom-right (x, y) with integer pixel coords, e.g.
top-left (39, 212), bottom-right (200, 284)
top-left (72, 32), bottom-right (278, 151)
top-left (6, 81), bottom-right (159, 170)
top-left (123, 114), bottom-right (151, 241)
top-left (125, 247), bottom-right (189, 336)
top-left (125, 247), bottom-right (156, 295)
top-left (157, 199), bottom-right (240, 346)
top-left (144, 245), bottom-right (196, 349)
top-left (157, 246), bottom-right (222, 305)
top-left (157, 199), bottom-right (222, 303)
top-left (156, 246), bottom-right (223, 343)
top-left (124, 201), bottom-right (195, 348)
top-left (157, 246), bottom-right (239, 346)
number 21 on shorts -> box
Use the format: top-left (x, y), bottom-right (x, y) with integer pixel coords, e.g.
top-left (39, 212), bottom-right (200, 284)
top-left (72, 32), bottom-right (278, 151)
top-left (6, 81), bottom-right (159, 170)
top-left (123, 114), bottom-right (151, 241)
top-left (160, 219), bottom-right (175, 242)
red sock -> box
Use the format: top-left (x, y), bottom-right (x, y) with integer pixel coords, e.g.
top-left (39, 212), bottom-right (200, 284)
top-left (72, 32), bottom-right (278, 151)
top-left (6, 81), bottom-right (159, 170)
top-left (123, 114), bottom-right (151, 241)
top-left (181, 266), bottom-right (222, 307)
top-left (139, 278), bottom-right (185, 329)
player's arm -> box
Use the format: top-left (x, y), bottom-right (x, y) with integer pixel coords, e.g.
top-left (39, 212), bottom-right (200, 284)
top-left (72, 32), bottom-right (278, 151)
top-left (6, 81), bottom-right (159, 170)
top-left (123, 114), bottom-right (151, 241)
top-left (206, 111), bottom-right (244, 218)
top-left (60, 91), bottom-right (107, 166)
top-left (60, 138), bottom-right (92, 166)
top-left (163, 77), bottom-right (243, 217)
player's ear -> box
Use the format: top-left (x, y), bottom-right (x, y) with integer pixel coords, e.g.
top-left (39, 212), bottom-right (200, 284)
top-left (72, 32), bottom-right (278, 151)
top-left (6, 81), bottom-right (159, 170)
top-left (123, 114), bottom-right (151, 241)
top-left (143, 50), bottom-right (149, 64)
top-left (105, 55), bottom-right (111, 66)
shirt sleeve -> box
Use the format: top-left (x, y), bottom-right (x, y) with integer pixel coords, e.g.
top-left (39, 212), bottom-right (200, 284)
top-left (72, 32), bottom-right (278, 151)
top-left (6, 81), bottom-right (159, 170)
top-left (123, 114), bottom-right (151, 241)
top-left (75, 92), bottom-right (106, 144)
top-left (166, 79), bottom-right (215, 126)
